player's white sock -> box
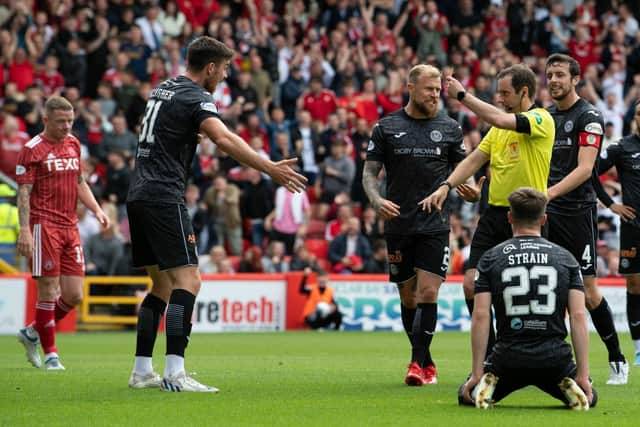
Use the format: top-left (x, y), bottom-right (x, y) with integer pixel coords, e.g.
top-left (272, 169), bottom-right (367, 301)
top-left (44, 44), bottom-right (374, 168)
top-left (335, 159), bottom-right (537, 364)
top-left (634, 339), bottom-right (640, 354)
top-left (164, 355), bottom-right (185, 378)
top-left (134, 356), bottom-right (153, 375)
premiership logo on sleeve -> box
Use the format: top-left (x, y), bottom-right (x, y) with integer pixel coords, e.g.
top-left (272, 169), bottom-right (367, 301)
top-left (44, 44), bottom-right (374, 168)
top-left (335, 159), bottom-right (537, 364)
top-left (530, 111), bottom-right (543, 125)
top-left (200, 102), bottom-right (218, 113)
top-left (16, 165), bottom-right (26, 175)
top-left (584, 122), bottom-right (603, 135)
top-left (367, 140), bottom-right (375, 151)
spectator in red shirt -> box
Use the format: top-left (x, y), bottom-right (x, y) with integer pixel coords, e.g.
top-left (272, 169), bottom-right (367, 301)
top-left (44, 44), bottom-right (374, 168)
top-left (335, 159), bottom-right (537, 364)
top-left (302, 77), bottom-right (338, 124)
top-left (35, 55), bottom-right (65, 97)
top-left (353, 76), bottom-right (379, 126)
top-left (569, 26), bottom-right (597, 74)
top-left (8, 48), bottom-right (35, 92)
top-left (0, 115), bottom-right (30, 180)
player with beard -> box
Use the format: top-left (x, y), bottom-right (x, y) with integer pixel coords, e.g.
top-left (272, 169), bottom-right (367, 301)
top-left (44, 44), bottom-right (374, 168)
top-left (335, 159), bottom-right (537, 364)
top-left (126, 36), bottom-right (307, 393)
top-left (420, 64), bottom-right (555, 357)
top-left (597, 100), bottom-right (640, 367)
top-left (363, 64), bottom-right (466, 385)
top-left (545, 53), bottom-right (628, 384)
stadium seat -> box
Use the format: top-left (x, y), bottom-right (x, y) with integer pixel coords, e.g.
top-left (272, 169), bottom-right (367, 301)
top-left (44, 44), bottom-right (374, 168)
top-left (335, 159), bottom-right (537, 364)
top-left (306, 219), bottom-right (327, 239)
top-left (305, 239), bottom-right (329, 260)
top-left (228, 256), bottom-right (241, 272)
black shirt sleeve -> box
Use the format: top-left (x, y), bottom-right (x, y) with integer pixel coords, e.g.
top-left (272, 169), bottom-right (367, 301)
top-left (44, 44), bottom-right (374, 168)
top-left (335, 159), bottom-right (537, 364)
top-left (514, 114), bottom-right (531, 135)
top-left (365, 123), bottom-right (386, 162)
top-left (449, 124), bottom-right (466, 164)
top-left (191, 91), bottom-right (221, 128)
top-left (474, 251), bottom-right (493, 294)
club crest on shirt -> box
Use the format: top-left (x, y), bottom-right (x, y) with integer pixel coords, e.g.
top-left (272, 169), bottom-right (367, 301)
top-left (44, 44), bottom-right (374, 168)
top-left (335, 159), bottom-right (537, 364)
top-left (430, 130), bottom-right (443, 142)
top-left (564, 120), bottom-right (573, 132)
top-left (44, 260), bottom-right (54, 271)
top-left (507, 141), bottom-right (519, 159)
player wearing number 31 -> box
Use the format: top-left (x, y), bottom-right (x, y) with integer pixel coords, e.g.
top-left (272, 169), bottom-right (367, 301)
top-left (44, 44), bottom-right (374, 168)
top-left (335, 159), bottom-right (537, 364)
top-left (126, 36), bottom-right (307, 393)
top-left (16, 96), bottom-right (110, 371)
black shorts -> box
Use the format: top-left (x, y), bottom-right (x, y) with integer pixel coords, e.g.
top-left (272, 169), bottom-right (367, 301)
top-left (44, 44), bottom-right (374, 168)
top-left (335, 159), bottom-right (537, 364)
top-left (385, 232), bottom-right (449, 283)
top-left (127, 201), bottom-right (198, 271)
top-left (484, 360), bottom-right (586, 406)
top-left (467, 206), bottom-right (512, 270)
top-left (547, 209), bottom-right (597, 276)
top-left (619, 222), bottom-right (640, 275)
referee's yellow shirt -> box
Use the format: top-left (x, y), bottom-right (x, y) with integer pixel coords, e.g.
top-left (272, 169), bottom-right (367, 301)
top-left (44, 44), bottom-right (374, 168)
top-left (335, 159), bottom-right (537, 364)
top-left (478, 108), bottom-right (555, 207)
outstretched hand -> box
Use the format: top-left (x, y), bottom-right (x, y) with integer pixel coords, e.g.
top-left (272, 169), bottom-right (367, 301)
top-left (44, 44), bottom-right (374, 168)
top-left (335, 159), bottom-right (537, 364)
top-left (456, 176), bottom-right (486, 203)
top-left (270, 158), bottom-right (308, 193)
top-left (95, 208), bottom-right (111, 230)
top-left (610, 203), bottom-right (636, 222)
top-left (418, 185), bottom-right (449, 213)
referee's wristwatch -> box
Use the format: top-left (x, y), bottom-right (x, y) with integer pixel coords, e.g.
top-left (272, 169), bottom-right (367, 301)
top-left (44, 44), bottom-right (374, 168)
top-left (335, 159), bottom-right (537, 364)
top-left (457, 90), bottom-right (466, 102)
top-left (439, 180), bottom-right (453, 190)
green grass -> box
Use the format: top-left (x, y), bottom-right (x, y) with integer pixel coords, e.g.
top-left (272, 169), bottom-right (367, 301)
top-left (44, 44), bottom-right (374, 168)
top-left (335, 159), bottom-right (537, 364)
top-left (1, 332), bottom-right (638, 426)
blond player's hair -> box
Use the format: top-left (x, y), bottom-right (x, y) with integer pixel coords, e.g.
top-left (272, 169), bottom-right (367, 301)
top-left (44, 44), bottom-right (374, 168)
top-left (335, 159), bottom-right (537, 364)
top-left (408, 64), bottom-right (441, 84)
top-left (44, 96), bottom-right (74, 117)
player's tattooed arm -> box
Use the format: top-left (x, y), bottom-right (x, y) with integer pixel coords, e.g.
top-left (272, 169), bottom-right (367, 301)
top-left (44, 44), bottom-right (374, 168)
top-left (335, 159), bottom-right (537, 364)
top-left (17, 184), bottom-right (33, 227)
top-left (363, 160), bottom-right (384, 210)
top-left (363, 160), bottom-right (401, 220)
top-left (78, 174), bottom-right (84, 184)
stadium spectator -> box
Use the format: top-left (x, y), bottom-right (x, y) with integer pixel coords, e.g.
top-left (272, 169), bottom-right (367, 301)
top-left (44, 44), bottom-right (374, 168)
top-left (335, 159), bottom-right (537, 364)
top-left (289, 242), bottom-right (321, 272)
top-left (125, 36), bottom-right (306, 394)
top-left (459, 187), bottom-right (596, 410)
top-left (325, 202), bottom-right (353, 242)
top-left (302, 76), bottom-right (338, 124)
top-left (363, 239), bottom-right (388, 274)
top-left (16, 96), bottom-right (109, 371)
top-left (265, 184), bottom-right (311, 255)
top-left (204, 174), bottom-right (243, 256)
top-left (184, 184), bottom-right (209, 254)
top-left (299, 267), bottom-right (342, 330)
top-left (315, 138), bottom-right (356, 220)
top-left (85, 202), bottom-right (124, 276)
top-left (240, 167), bottom-right (275, 247)
top-left (0, 115), bottom-right (30, 180)
top-left (328, 217), bottom-right (371, 274)
top-left (76, 201), bottom-right (100, 248)
top-left (238, 245), bottom-right (264, 273)
top-left (291, 109), bottom-right (321, 185)
top-left (262, 240), bottom-right (290, 273)
top-left (103, 150), bottom-right (130, 214)
top-left (200, 245), bottom-right (234, 274)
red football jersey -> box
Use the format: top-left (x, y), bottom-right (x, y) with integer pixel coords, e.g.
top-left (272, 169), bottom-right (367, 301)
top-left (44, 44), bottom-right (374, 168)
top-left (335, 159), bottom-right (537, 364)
top-left (15, 134), bottom-right (82, 227)
top-left (0, 130), bottom-right (30, 179)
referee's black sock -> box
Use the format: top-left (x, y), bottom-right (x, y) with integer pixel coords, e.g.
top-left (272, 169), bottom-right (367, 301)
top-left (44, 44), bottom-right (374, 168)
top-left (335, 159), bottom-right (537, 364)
top-left (135, 293), bottom-right (167, 357)
top-left (411, 303), bottom-right (437, 367)
top-left (627, 293), bottom-right (640, 341)
top-left (166, 289), bottom-right (196, 357)
top-left (401, 304), bottom-right (416, 346)
top-left (590, 297), bottom-right (625, 362)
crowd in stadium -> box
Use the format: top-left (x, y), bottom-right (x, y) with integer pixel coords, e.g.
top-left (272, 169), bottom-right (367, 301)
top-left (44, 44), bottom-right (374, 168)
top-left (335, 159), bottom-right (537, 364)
top-left (1, 0), bottom-right (639, 277)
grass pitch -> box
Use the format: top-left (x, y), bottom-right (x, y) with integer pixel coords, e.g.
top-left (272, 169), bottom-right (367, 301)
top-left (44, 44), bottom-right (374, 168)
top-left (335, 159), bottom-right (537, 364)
top-left (1, 331), bottom-right (638, 427)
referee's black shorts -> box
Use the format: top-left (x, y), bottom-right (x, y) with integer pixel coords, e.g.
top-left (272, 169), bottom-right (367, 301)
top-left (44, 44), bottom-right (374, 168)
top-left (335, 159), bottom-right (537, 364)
top-left (467, 206), bottom-right (512, 270)
top-left (127, 201), bottom-right (198, 271)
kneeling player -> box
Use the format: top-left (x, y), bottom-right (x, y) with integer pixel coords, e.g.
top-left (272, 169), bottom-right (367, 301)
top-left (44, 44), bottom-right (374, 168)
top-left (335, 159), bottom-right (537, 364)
top-left (459, 188), bottom-right (596, 410)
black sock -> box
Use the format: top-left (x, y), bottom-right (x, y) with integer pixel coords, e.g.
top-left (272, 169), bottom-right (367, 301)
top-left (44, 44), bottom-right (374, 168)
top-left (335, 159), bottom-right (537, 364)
top-left (166, 289), bottom-right (195, 357)
top-left (465, 298), bottom-right (474, 316)
top-left (401, 304), bottom-right (416, 345)
top-left (411, 303), bottom-right (437, 367)
top-left (135, 293), bottom-right (167, 357)
top-left (627, 293), bottom-right (640, 341)
top-left (589, 297), bottom-right (624, 362)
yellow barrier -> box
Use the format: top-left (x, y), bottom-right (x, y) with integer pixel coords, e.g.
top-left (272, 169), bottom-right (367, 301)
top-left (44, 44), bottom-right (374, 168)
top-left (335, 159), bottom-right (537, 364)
top-left (0, 257), bottom-right (18, 274)
top-left (81, 276), bottom-right (152, 324)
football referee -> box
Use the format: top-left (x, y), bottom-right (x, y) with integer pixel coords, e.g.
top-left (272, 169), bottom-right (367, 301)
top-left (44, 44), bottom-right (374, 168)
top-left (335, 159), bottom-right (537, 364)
top-left (420, 64), bottom-right (555, 352)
